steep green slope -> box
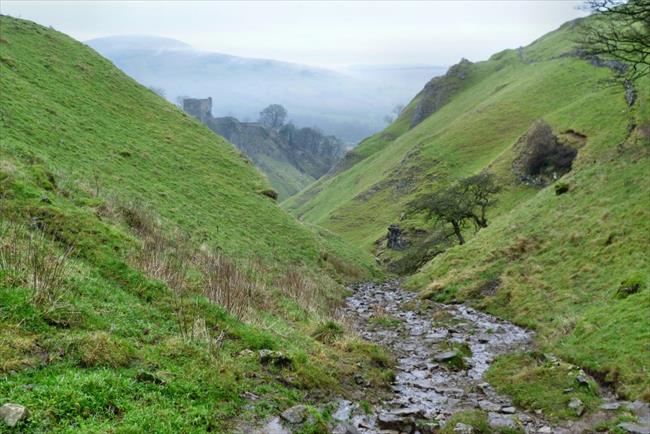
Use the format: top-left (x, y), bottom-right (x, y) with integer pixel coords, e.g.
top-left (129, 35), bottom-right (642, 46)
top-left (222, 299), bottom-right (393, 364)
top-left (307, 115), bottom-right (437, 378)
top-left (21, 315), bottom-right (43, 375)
top-left (0, 16), bottom-right (387, 433)
top-left (285, 16), bottom-right (650, 403)
top-left (0, 16), bottom-right (376, 271)
top-left (284, 20), bottom-right (627, 252)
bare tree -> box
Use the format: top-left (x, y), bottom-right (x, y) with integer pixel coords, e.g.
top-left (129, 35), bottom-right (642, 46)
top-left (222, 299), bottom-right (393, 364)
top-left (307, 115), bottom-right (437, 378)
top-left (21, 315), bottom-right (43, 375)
top-left (259, 104), bottom-right (288, 129)
top-left (147, 86), bottom-right (166, 98)
top-left (459, 173), bottom-right (501, 229)
top-left (175, 95), bottom-right (190, 107)
top-left (579, 0), bottom-right (650, 80)
top-left (408, 173), bottom-right (500, 245)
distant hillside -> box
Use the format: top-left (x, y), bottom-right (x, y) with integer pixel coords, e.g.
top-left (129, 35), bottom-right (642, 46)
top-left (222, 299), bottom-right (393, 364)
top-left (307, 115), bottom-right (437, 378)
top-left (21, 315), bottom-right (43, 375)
top-left (0, 16), bottom-right (385, 433)
top-left (86, 35), bottom-right (446, 143)
top-left (285, 17), bottom-right (650, 400)
top-left (182, 98), bottom-right (344, 199)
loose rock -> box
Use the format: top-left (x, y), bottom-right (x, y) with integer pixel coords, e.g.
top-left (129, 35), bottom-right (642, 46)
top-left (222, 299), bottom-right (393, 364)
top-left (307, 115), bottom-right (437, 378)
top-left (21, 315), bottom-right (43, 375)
top-left (453, 422), bottom-right (474, 433)
top-left (568, 397), bottom-right (584, 416)
top-left (280, 404), bottom-right (308, 424)
top-left (0, 403), bottom-right (28, 427)
top-left (259, 349), bottom-right (292, 368)
top-left (478, 400), bottom-right (500, 412)
top-left (487, 412), bottom-right (517, 430)
top-left (433, 350), bottom-right (458, 362)
top-left (600, 402), bottom-right (621, 411)
top-left (618, 423), bottom-right (650, 434)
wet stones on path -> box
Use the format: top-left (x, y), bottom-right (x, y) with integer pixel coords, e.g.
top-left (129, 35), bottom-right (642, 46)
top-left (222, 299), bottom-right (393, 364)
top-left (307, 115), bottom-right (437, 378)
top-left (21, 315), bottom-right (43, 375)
top-left (245, 280), bottom-right (646, 434)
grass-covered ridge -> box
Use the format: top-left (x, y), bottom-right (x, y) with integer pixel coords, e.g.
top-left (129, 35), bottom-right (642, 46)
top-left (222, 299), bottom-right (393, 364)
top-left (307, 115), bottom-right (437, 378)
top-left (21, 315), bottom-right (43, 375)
top-left (284, 15), bottom-right (650, 404)
top-left (0, 15), bottom-right (388, 432)
top-left (0, 15), bottom-right (378, 273)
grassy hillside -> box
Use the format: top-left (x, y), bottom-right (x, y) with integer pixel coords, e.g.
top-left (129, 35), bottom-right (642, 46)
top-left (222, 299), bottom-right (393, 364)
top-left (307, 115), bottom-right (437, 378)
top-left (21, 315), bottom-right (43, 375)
top-left (0, 16), bottom-right (387, 433)
top-left (285, 16), bottom-right (650, 403)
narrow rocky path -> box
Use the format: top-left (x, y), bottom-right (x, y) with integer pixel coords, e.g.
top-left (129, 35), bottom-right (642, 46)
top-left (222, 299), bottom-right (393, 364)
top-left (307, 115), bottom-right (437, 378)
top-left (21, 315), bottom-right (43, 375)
top-left (331, 280), bottom-right (649, 434)
top-left (248, 280), bottom-right (649, 434)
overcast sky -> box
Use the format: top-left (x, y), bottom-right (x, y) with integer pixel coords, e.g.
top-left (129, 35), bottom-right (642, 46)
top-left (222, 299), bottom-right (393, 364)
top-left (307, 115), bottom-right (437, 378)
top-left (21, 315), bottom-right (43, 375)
top-left (1, 1), bottom-right (588, 68)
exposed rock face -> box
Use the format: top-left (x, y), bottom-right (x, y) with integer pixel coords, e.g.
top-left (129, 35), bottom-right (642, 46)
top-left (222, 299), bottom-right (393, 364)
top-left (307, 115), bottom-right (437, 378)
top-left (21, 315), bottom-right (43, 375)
top-left (410, 58), bottom-right (473, 128)
top-left (386, 224), bottom-right (409, 250)
top-left (512, 120), bottom-right (579, 186)
top-left (182, 99), bottom-right (345, 199)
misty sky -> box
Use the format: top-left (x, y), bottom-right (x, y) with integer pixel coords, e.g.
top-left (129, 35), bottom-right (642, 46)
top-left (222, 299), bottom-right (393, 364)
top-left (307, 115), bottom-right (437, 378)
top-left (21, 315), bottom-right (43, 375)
top-left (1, 1), bottom-right (588, 68)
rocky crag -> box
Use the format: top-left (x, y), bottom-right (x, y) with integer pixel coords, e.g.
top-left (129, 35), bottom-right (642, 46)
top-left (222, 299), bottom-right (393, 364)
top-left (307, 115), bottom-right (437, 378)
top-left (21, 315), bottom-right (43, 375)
top-left (183, 98), bottom-right (345, 199)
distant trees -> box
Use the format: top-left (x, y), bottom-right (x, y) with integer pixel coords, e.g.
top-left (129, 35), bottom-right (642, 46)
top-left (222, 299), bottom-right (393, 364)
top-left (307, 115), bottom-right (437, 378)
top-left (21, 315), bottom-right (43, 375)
top-left (148, 86), bottom-right (166, 98)
top-left (579, 0), bottom-right (650, 79)
top-left (408, 173), bottom-right (501, 245)
top-left (259, 104), bottom-right (288, 129)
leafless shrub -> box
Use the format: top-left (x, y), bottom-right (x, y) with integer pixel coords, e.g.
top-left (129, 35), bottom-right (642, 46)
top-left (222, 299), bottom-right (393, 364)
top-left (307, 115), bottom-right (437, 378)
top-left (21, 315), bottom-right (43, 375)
top-left (197, 251), bottom-right (255, 320)
top-left (28, 233), bottom-right (73, 308)
top-left (0, 222), bottom-right (26, 283)
top-left (0, 222), bottom-right (73, 311)
top-left (274, 266), bottom-right (341, 315)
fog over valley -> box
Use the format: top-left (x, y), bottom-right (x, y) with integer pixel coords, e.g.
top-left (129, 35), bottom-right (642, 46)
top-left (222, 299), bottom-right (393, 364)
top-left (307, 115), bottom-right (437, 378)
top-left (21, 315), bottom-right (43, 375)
top-left (87, 35), bottom-right (446, 144)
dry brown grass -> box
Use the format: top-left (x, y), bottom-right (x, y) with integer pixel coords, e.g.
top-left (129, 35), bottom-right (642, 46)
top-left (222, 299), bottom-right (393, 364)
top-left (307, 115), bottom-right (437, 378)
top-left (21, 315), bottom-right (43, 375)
top-left (0, 222), bottom-right (73, 310)
top-left (196, 250), bottom-right (261, 320)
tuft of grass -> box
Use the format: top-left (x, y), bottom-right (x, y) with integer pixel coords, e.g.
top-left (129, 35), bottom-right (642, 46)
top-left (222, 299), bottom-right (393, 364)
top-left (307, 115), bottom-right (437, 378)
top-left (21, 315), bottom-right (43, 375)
top-left (71, 331), bottom-right (137, 368)
top-left (440, 409), bottom-right (523, 434)
top-left (486, 352), bottom-right (601, 421)
top-left (369, 314), bottom-right (401, 328)
top-left (311, 320), bottom-right (344, 344)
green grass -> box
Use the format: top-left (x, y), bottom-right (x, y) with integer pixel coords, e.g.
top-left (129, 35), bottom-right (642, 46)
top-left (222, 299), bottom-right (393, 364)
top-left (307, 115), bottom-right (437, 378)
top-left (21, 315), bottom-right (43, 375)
top-left (0, 15), bottom-right (389, 433)
top-left (283, 13), bottom-right (650, 408)
top-left (439, 409), bottom-right (523, 434)
top-left (486, 353), bottom-right (601, 421)
top-left (284, 20), bottom-right (624, 253)
top-left (0, 16), bottom-right (377, 273)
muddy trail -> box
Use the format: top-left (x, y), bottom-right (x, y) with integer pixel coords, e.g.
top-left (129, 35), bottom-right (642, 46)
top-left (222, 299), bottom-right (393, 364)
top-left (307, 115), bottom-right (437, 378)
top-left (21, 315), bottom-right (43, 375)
top-left (331, 281), bottom-right (649, 434)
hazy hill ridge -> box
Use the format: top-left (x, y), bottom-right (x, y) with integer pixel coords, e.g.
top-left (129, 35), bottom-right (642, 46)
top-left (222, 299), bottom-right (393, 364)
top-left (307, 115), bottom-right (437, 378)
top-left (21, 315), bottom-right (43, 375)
top-left (86, 35), bottom-right (446, 143)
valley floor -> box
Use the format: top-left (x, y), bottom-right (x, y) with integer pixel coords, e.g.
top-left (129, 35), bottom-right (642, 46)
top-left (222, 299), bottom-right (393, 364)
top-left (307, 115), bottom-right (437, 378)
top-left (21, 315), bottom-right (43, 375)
top-left (257, 281), bottom-right (650, 434)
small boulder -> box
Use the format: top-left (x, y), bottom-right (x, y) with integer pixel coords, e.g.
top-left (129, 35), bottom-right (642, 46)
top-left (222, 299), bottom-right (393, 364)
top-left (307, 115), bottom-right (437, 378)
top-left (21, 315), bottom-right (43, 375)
top-left (478, 400), bottom-right (501, 412)
top-left (238, 349), bottom-right (254, 357)
top-left (0, 403), bottom-right (28, 427)
top-left (331, 422), bottom-right (360, 434)
top-left (538, 427), bottom-right (552, 433)
top-left (281, 404), bottom-right (308, 424)
top-left (433, 350), bottom-right (458, 362)
top-left (568, 397), bottom-right (585, 416)
top-left (254, 417), bottom-right (290, 434)
top-left (575, 372), bottom-right (590, 385)
top-left (616, 277), bottom-right (643, 299)
top-left (135, 371), bottom-right (166, 385)
top-left (377, 412), bottom-right (413, 432)
top-left (618, 422), bottom-right (650, 434)
top-left (260, 189), bottom-right (279, 200)
top-left (487, 412), bottom-right (517, 430)
top-left (599, 402), bottom-right (621, 411)
top-left (259, 349), bottom-right (292, 368)
top-left (500, 406), bottom-right (516, 414)
top-left (453, 422), bottom-right (474, 433)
